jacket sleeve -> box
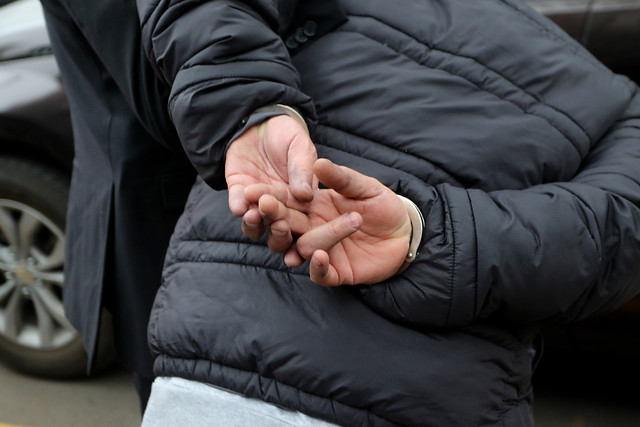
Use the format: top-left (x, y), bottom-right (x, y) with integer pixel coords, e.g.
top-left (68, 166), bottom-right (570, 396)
top-left (136, 0), bottom-right (314, 188)
top-left (360, 86), bottom-right (640, 328)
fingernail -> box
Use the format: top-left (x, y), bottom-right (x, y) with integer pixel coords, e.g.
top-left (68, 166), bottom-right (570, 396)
top-left (347, 212), bottom-right (361, 229)
top-left (243, 220), bottom-right (258, 229)
top-left (271, 228), bottom-right (287, 236)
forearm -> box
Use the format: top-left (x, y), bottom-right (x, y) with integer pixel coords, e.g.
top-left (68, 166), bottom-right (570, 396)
top-left (361, 144), bottom-right (640, 328)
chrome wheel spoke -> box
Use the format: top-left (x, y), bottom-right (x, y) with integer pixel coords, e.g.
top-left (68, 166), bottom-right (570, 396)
top-left (31, 271), bottom-right (64, 285)
top-left (0, 199), bottom-right (73, 350)
top-left (30, 285), bottom-right (71, 329)
top-left (3, 285), bottom-right (24, 339)
top-left (31, 289), bottom-right (55, 347)
top-left (0, 280), bottom-right (17, 304)
top-left (33, 238), bottom-right (65, 272)
top-left (0, 207), bottom-right (18, 249)
top-left (17, 212), bottom-right (40, 260)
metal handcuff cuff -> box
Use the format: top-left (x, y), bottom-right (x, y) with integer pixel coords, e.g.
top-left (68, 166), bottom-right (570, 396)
top-left (396, 195), bottom-right (425, 273)
top-left (253, 104), bottom-right (309, 134)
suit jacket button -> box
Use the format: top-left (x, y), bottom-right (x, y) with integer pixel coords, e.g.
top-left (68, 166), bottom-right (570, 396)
top-left (285, 36), bottom-right (299, 49)
top-left (294, 27), bottom-right (309, 43)
top-left (303, 20), bottom-right (318, 37)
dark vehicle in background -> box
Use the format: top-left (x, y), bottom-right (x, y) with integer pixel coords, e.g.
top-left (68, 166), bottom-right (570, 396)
top-left (0, 0), bottom-right (80, 377)
top-left (531, 0), bottom-right (640, 78)
top-left (0, 0), bottom-right (113, 378)
top-left (0, 0), bottom-right (638, 378)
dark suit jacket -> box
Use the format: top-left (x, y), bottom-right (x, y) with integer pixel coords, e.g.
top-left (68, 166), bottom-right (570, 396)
top-left (41, 0), bottom-right (194, 376)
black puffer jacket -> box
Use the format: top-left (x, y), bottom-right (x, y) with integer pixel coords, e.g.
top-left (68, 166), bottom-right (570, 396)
top-left (140, 0), bottom-right (640, 425)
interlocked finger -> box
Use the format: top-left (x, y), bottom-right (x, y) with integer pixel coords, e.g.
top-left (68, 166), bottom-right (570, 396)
top-left (259, 195), bottom-right (292, 252)
top-left (258, 194), bottom-right (311, 235)
top-left (284, 244), bottom-right (305, 267)
top-left (258, 194), bottom-right (288, 225)
top-left (267, 219), bottom-right (292, 253)
top-left (228, 184), bottom-right (249, 217)
top-left (245, 183), bottom-right (310, 212)
top-left (309, 250), bottom-right (340, 287)
top-left (241, 208), bottom-right (266, 240)
top-left (295, 212), bottom-right (362, 260)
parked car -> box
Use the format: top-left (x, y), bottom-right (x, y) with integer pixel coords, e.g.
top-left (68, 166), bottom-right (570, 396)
top-left (0, 0), bottom-right (113, 378)
top-left (0, 0), bottom-right (639, 378)
top-left (530, 0), bottom-right (640, 78)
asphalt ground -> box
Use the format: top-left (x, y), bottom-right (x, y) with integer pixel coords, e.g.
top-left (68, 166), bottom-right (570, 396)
top-left (0, 351), bottom-right (638, 427)
top-left (0, 363), bottom-right (139, 427)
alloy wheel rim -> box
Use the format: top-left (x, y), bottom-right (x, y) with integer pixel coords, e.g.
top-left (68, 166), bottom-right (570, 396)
top-left (0, 199), bottom-right (76, 350)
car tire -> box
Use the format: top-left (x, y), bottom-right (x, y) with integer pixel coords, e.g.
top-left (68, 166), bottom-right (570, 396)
top-left (0, 155), bottom-right (113, 378)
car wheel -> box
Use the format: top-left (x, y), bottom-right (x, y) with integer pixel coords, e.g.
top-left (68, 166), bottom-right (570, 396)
top-left (0, 155), bottom-right (112, 378)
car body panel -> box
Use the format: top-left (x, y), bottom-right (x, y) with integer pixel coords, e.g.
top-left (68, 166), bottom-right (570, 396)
top-left (0, 0), bottom-right (72, 171)
top-left (0, 0), bottom-right (51, 62)
top-left (528, 0), bottom-right (640, 78)
top-left (586, 0), bottom-right (640, 75)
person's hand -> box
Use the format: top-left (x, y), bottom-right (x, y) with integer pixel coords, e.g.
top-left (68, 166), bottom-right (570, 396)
top-left (225, 115), bottom-right (317, 245)
top-left (247, 159), bottom-right (412, 286)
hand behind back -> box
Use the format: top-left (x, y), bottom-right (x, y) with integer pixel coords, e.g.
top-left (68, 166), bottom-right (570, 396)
top-left (224, 114), bottom-right (317, 240)
top-left (246, 159), bottom-right (411, 286)
top-left (225, 115), bottom-right (411, 286)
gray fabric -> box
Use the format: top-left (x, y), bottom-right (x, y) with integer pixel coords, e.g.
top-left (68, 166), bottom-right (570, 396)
top-left (142, 377), bottom-right (338, 427)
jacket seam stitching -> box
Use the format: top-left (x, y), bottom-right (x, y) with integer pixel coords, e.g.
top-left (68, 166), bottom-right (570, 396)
top-left (167, 258), bottom-right (309, 276)
top-left (607, 125), bottom-right (640, 132)
top-left (168, 60), bottom-right (297, 107)
top-left (466, 190), bottom-right (479, 320)
top-left (156, 355), bottom-right (397, 425)
top-left (168, 77), bottom-right (256, 110)
top-left (177, 56), bottom-right (299, 78)
top-left (441, 189), bottom-right (456, 326)
top-left (143, 0), bottom-right (211, 37)
top-left (314, 123), bottom-right (464, 187)
top-left (148, 273), bottom-right (172, 355)
top-left (576, 170), bottom-right (640, 189)
top-left (550, 184), bottom-right (603, 261)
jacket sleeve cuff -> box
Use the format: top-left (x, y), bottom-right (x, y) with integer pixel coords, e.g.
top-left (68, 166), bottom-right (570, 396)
top-left (359, 180), bottom-right (479, 328)
top-left (226, 104), bottom-right (310, 153)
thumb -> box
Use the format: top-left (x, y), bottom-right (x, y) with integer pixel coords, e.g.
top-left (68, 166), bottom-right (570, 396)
top-left (287, 133), bottom-right (317, 202)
